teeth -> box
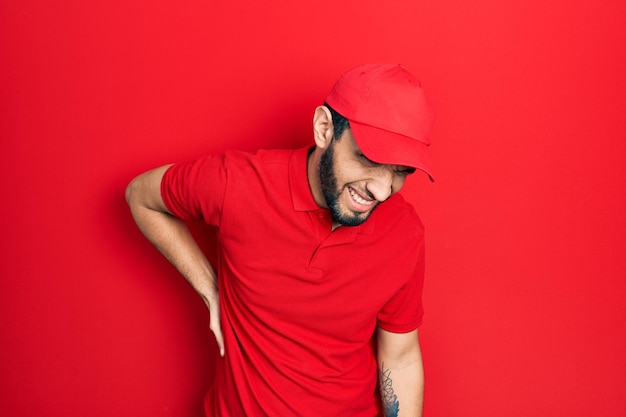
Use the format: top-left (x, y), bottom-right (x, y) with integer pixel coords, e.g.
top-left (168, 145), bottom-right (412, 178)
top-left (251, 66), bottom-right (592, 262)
top-left (349, 188), bottom-right (374, 206)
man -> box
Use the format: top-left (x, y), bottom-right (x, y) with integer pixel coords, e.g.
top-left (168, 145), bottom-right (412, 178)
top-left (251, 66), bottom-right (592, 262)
top-left (126, 63), bottom-right (434, 417)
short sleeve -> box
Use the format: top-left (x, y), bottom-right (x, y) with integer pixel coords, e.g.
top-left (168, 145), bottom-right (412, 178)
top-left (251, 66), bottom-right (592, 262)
top-left (160, 154), bottom-right (227, 226)
top-left (376, 231), bottom-right (425, 333)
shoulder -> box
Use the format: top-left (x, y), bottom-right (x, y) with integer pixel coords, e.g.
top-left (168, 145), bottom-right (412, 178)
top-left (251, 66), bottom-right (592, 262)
top-left (221, 148), bottom-right (294, 188)
top-left (223, 148), bottom-right (293, 168)
top-left (362, 194), bottom-right (425, 267)
top-left (374, 193), bottom-right (424, 235)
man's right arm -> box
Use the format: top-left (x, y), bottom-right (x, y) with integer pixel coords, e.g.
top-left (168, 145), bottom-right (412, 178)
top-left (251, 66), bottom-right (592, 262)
top-left (125, 165), bottom-right (224, 356)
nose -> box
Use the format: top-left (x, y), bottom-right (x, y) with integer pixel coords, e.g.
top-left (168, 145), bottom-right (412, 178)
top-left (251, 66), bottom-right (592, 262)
top-left (366, 167), bottom-right (394, 202)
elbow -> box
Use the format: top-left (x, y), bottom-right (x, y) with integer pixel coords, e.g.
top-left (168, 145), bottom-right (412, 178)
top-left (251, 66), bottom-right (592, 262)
top-left (125, 177), bottom-right (139, 206)
top-left (124, 165), bottom-right (171, 212)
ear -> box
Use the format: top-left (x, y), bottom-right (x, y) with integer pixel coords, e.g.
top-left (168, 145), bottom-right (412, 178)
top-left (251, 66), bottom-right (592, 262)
top-left (312, 105), bottom-right (334, 150)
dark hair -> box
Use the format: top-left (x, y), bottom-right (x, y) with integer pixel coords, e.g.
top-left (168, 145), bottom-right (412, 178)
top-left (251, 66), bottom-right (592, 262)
top-left (324, 102), bottom-right (350, 141)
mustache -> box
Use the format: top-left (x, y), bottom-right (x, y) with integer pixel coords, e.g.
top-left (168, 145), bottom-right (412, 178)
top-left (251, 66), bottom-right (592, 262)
top-left (350, 186), bottom-right (375, 200)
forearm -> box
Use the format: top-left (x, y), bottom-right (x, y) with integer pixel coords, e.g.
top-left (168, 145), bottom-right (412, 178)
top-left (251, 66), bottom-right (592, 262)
top-left (378, 357), bottom-right (423, 417)
top-left (126, 165), bottom-right (217, 300)
top-left (126, 165), bottom-right (224, 355)
top-left (377, 329), bottom-right (424, 417)
top-left (130, 203), bottom-right (218, 299)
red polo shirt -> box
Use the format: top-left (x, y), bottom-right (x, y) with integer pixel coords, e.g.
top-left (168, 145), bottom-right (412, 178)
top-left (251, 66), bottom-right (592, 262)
top-left (161, 146), bottom-right (425, 416)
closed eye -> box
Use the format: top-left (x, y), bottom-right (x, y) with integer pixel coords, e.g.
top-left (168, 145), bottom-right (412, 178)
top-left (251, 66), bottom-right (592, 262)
top-left (397, 167), bottom-right (416, 176)
top-left (357, 151), bottom-right (415, 176)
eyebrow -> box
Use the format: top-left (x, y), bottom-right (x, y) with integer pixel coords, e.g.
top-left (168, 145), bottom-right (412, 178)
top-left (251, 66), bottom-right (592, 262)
top-left (358, 151), bottom-right (377, 164)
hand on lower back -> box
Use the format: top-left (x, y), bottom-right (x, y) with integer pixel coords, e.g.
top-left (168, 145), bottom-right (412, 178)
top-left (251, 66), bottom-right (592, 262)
top-left (204, 290), bottom-right (224, 357)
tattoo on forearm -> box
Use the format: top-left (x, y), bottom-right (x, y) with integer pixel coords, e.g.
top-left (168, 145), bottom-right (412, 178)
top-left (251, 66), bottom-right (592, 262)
top-left (379, 362), bottom-right (400, 417)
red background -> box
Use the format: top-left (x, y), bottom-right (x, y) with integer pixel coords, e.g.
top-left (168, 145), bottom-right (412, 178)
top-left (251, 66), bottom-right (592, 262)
top-left (2, 1), bottom-right (625, 416)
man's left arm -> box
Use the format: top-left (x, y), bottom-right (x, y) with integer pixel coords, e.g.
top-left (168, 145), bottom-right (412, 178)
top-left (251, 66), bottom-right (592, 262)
top-left (376, 327), bottom-right (424, 417)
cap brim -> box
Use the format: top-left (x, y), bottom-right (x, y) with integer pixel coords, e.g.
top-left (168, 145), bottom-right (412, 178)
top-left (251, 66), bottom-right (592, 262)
top-left (349, 120), bottom-right (434, 181)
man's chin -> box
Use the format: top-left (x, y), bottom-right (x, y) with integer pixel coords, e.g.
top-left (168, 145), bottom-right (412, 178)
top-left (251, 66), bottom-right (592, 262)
top-left (332, 210), bottom-right (372, 227)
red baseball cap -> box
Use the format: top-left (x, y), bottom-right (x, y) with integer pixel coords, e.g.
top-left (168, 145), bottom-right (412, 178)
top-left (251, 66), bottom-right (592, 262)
top-left (325, 63), bottom-right (434, 180)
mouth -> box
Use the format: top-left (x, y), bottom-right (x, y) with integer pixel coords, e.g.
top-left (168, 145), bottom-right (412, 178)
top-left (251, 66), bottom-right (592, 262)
top-left (348, 186), bottom-right (375, 212)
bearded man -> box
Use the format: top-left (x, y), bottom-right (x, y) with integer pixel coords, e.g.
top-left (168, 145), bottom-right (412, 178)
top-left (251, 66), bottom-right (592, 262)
top-left (126, 63), bottom-right (435, 417)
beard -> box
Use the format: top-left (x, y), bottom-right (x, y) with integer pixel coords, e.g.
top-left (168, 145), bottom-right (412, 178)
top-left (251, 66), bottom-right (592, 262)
top-left (318, 140), bottom-right (375, 227)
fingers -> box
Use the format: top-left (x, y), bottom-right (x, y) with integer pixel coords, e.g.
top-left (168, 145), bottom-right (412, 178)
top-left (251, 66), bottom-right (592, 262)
top-left (208, 296), bottom-right (225, 357)
top-left (202, 289), bottom-right (224, 357)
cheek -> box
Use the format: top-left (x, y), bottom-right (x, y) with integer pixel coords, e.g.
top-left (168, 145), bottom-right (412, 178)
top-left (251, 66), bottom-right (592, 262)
top-left (392, 176), bottom-right (407, 193)
top-left (335, 164), bottom-right (365, 186)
